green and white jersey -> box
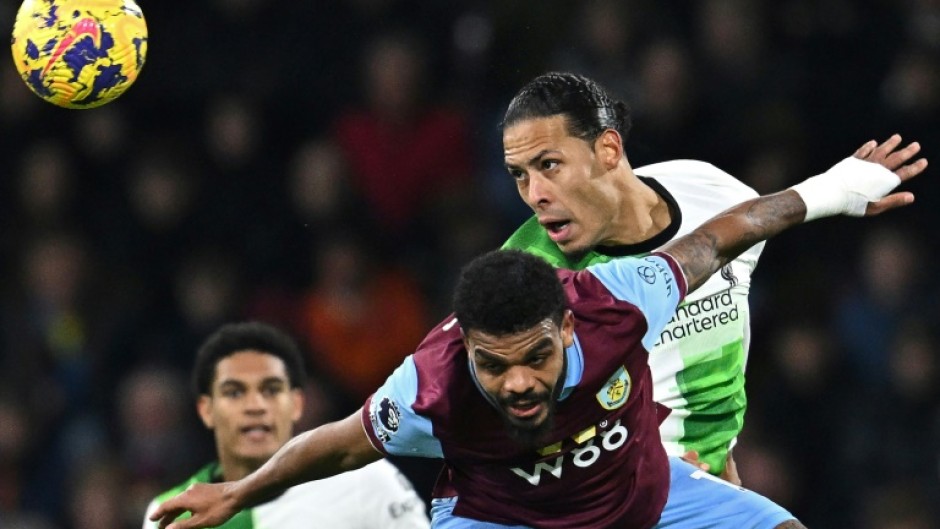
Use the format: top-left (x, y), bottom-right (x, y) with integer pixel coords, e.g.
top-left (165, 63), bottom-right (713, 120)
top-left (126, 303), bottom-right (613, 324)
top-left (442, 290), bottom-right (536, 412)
top-left (503, 160), bottom-right (764, 475)
top-left (143, 460), bottom-right (430, 529)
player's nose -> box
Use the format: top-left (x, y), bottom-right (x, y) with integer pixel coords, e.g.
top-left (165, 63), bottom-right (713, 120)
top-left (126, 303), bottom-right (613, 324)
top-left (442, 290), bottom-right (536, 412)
top-left (527, 173), bottom-right (554, 208)
top-left (502, 366), bottom-right (537, 395)
top-left (243, 390), bottom-right (268, 413)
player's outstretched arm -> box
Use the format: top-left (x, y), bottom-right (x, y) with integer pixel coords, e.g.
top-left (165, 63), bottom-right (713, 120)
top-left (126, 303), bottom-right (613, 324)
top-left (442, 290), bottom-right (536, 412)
top-left (150, 409), bottom-right (383, 529)
top-left (661, 134), bottom-right (927, 293)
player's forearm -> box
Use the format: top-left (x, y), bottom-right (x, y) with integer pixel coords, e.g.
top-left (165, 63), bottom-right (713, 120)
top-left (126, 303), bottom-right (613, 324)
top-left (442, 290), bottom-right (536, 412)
top-left (661, 189), bottom-right (805, 293)
top-left (229, 411), bottom-right (382, 509)
top-left (664, 147), bottom-right (917, 293)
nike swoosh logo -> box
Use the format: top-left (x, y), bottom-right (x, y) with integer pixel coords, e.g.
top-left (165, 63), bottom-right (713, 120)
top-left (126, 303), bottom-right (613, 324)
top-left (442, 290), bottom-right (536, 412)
top-left (42, 17), bottom-right (101, 77)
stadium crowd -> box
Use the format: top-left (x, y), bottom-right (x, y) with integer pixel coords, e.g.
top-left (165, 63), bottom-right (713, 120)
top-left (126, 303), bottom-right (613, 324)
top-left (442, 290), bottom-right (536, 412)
top-left (0, 1), bottom-right (937, 528)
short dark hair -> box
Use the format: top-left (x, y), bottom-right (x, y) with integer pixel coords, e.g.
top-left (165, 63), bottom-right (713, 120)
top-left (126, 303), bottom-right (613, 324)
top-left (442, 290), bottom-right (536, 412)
top-left (453, 250), bottom-right (567, 336)
top-left (192, 321), bottom-right (307, 396)
top-left (501, 72), bottom-right (632, 144)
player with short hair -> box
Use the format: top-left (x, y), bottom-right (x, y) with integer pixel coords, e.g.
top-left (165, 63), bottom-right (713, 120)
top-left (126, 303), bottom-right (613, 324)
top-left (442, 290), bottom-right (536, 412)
top-left (148, 134), bottom-right (926, 529)
top-left (501, 72), bottom-right (799, 477)
top-left (142, 321), bottom-right (430, 529)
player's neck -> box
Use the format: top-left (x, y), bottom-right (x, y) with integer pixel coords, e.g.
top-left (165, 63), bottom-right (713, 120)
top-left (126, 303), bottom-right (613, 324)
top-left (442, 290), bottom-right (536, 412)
top-left (218, 456), bottom-right (261, 482)
top-left (606, 170), bottom-right (672, 245)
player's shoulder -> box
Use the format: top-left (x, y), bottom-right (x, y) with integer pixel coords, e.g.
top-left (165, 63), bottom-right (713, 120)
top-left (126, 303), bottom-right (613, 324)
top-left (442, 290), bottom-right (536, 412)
top-left (355, 459), bottom-right (411, 482)
top-left (636, 160), bottom-right (758, 199)
top-left (503, 215), bottom-right (542, 246)
top-left (144, 463), bottom-right (218, 523)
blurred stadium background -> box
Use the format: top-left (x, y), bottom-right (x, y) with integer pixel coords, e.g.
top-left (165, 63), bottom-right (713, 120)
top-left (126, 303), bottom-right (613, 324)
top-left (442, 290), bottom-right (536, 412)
top-left (0, 1), bottom-right (937, 528)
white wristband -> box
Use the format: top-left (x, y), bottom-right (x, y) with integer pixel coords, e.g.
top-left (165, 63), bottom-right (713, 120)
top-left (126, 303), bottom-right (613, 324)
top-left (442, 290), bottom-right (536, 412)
top-left (789, 157), bottom-right (901, 222)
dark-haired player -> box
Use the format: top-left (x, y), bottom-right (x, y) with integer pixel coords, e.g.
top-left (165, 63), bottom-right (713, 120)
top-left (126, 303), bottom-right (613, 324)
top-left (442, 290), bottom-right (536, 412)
top-left (142, 321), bottom-right (429, 529)
top-left (149, 134), bottom-right (925, 529)
top-left (500, 72), bottom-right (763, 479)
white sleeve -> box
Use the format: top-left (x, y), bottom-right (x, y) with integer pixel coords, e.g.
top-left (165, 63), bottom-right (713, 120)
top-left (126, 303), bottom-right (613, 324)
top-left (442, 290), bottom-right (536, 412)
top-left (357, 461), bottom-right (431, 528)
top-left (141, 499), bottom-right (159, 529)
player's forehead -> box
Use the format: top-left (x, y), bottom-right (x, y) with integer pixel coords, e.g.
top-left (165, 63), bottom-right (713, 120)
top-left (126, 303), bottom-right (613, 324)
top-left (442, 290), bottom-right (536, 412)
top-left (212, 350), bottom-right (289, 386)
top-left (466, 319), bottom-right (560, 360)
top-left (503, 115), bottom-right (578, 165)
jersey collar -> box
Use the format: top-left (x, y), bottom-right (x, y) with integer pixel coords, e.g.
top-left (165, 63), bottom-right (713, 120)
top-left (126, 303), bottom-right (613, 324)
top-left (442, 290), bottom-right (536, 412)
top-left (558, 332), bottom-right (584, 401)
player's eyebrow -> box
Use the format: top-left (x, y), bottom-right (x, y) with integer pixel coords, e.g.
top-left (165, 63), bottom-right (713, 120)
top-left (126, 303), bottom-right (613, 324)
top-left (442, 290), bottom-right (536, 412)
top-left (505, 149), bottom-right (559, 171)
top-left (217, 376), bottom-right (288, 389)
top-left (217, 379), bottom-right (246, 391)
top-left (473, 337), bottom-right (554, 364)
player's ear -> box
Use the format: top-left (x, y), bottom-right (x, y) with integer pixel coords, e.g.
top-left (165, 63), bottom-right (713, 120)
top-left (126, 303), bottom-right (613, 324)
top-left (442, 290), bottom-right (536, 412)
top-left (560, 310), bottom-right (575, 348)
top-left (196, 395), bottom-right (215, 429)
top-left (291, 388), bottom-right (305, 423)
top-left (595, 129), bottom-right (624, 170)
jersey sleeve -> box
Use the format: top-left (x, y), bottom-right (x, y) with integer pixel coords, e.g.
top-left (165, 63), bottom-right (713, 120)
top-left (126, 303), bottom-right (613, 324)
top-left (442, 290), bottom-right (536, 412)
top-left (585, 252), bottom-right (687, 350)
top-left (361, 355), bottom-right (443, 458)
top-left (142, 500), bottom-right (159, 529)
top-left (356, 461), bottom-right (431, 528)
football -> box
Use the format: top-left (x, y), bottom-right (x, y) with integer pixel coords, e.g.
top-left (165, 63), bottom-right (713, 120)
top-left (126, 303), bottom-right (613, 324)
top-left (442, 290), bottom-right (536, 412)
top-left (10, 0), bottom-right (148, 109)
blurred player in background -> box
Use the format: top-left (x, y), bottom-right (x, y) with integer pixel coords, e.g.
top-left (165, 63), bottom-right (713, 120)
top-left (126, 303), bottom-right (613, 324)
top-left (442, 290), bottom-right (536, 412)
top-left (142, 321), bottom-right (429, 529)
top-left (148, 134), bottom-right (925, 529)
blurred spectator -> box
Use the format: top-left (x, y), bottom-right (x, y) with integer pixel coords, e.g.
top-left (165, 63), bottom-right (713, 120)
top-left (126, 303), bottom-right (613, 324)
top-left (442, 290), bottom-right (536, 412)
top-left (0, 394), bottom-right (57, 529)
top-left (834, 225), bottom-right (926, 386)
top-left (14, 140), bottom-right (76, 229)
top-left (65, 459), bottom-right (130, 529)
top-left (841, 318), bottom-right (940, 509)
top-left (628, 38), bottom-right (704, 165)
top-left (116, 367), bottom-right (208, 512)
top-left (295, 233), bottom-right (429, 406)
top-left (332, 29), bottom-right (474, 254)
top-left (861, 482), bottom-right (937, 529)
top-left (747, 323), bottom-right (856, 527)
top-left (732, 439), bottom-right (798, 513)
top-left (550, 0), bottom-right (641, 103)
top-left (244, 136), bottom-right (372, 328)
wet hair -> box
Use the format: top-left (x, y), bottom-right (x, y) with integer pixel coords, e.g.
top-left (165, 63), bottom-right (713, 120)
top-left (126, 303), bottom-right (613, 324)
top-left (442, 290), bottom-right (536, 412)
top-left (453, 250), bottom-right (567, 336)
top-left (192, 321), bottom-right (307, 396)
top-left (501, 72), bottom-right (632, 143)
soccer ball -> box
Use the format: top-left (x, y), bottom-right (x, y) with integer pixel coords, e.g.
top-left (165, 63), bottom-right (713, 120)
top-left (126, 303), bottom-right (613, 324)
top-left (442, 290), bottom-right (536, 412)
top-left (10, 0), bottom-right (148, 109)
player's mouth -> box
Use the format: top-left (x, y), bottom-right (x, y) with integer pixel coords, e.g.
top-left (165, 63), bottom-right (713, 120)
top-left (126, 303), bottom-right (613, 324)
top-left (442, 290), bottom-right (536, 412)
top-left (240, 424), bottom-right (274, 441)
top-left (540, 219), bottom-right (572, 243)
top-left (506, 401), bottom-right (543, 420)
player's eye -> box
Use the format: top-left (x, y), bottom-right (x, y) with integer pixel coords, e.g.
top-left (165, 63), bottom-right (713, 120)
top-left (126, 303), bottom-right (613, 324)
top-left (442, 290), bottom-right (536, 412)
top-left (221, 387), bottom-right (244, 398)
top-left (541, 160), bottom-right (559, 171)
top-left (529, 355), bottom-right (547, 367)
top-left (508, 168), bottom-right (526, 181)
top-left (480, 362), bottom-right (506, 375)
top-left (262, 385), bottom-right (284, 397)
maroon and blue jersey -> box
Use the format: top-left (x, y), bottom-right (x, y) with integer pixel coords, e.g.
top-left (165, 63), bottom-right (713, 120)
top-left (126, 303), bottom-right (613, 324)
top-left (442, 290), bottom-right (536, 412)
top-left (362, 253), bottom-right (687, 529)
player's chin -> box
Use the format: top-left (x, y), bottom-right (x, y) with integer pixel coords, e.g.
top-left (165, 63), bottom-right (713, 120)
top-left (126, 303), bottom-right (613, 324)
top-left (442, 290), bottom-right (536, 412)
top-left (237, 444), bottom-right (281, 464)
top-left (502, 408), bottom-right (555, 447)
top-left (557, 239), bottom-right (592, 261)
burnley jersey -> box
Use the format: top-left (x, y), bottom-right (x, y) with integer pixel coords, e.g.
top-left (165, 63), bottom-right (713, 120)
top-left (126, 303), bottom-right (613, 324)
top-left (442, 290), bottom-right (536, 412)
top-left (362, 253), bottom-right (687, 529)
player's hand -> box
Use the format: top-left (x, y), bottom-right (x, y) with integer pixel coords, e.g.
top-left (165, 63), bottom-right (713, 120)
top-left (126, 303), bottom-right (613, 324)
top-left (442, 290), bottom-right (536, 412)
top-left (681, 450), bottom-right (743, 487)
top-left (681, 450), bottom-right (710, 472)
top-left (852, 134), bottom-right (928, 216)
top-left (721, 450), bottom-right (742, 487)
top-left (150, 482), bottom-right (240, 529)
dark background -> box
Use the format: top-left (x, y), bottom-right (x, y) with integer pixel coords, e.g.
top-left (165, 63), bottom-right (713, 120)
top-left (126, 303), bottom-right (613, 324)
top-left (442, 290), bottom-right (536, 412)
top-left (0, 1), bottom-right (937, 528)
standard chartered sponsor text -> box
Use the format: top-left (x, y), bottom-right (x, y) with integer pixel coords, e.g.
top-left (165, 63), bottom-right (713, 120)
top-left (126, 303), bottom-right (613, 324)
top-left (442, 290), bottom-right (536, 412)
top-left (656, 290), bottom-right (739, 346)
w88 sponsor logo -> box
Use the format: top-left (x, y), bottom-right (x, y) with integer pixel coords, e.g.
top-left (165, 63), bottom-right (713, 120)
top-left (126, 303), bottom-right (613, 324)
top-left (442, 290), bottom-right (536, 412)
top-left (510, 420), bottom-right (629, 486)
